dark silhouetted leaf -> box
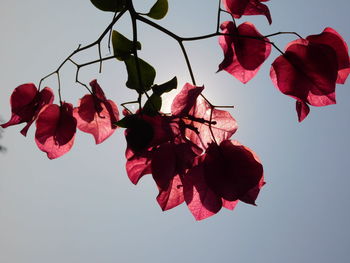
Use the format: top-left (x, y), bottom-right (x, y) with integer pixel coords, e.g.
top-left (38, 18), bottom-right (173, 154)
top-left (143, 94), bottom-right (162, 115)
top-left (124, 56), bottom-right (156, 93)
top-left (152, 76), bottom-right (177, 95)
top-left (146, 0), bottom-right (168, 20)
top-left (112, 30), bottom-right (141, 61)
top-left (90, 0), bottom-right (126, 12)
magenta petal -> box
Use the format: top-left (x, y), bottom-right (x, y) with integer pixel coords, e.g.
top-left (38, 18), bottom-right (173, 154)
top-left (74, 95), bottom-right (119, 144)
top-left (203, 140), bottom-right (264, 204)
top-left (218, 21), bottom-right (271, 83)
top-left (337, 68), bottom-right (350, 84)
top-left (171, 83), bottom-right (204, 116)
top-left (151, 143), bottom-right (177, 189)
top-left (74, 80), bottom-right (119, 144)
top-left (296, 101), bottom-right (310, 122)
top-left (125, 147), bottom-right (152, 184)
top-left (183, 163), bottom-right (222, 221)
top-left (306, 27), bottom-right (350, 84)
top-left (157, 175), bottom-right (184, 211)
top-left (35, 103), bottom-right (76, 159)
top-left (89, 79), bottom-right (107, 101)
top-left (222, 0), bottom-right (272, 24)
top-left (271, 39), bottom-right (339, 120)
top-left (240, 176), bottom-right (265, 205)
top-left (1, 84), bottom-right (54, 136)
top-left (222, 199), bottom-right (239, 210)
top-left (185, 96), bottom-right (238, 150)
top-left (234, 22), bottom-right (271, 71)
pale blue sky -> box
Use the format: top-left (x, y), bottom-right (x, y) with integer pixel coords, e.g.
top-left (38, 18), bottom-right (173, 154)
top-left (1, 1), bottom-right (350, 262)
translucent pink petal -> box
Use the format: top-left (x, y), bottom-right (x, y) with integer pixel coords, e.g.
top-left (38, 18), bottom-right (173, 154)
top-left (186, 96), bottom-right (238, 151)
top-left (125, 147), bottom-right (152, 184)
top-left (222, 0), bottom-right (272, 24)
top-left (296, 100), bottom-right (310, 122)
top-left (1, 84), bottom-right (54, 136)
top-left (306, 27), bottom-right (350, 84)
top-left (240, 176), bottom-right (265, 205)
top-left (234, 22), bottom-right (271, 71)
top-left (157, 175), bottom-right (184, 211)
top-left (151, 143), bottom-right (177, 189)
top-left (171, 83), bottom-right (204, 116)
top-left (74, 95), bottom-right (119, 144)
top-left (183, 163), bottom-right (222, 221)
top-left (35, 103), bottom-right (76, 159)
top-left (203, 140), bottom-right (264, 204)
top-left (218, 21), bottom-right (271, 83)
top-left (222, 199), bottom-right (239, 210)
top-left (271, 39), bottom-right (339, 120)
top-left (89, 79), bottom-right (107, 101)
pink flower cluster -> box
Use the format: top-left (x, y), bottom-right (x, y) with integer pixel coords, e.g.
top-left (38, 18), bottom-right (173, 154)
top-left (125, 83), bottom-right (264, 220)
top-left (219, 0), bottom-right (349, 121)
top-left (1, 80), bottom-right (119, 159)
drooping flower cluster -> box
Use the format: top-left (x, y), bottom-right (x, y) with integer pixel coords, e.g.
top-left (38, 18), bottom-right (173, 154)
top-left (1, 80), bottom-right (119, 159)
top-left (271, 28), bottom-right (350, 121)
top-left (1, 0), bottom-right (349, 221)
top-left (218, 1), bottom-right (349, 121)
top-left (124, 83), bottom-right (264, 220)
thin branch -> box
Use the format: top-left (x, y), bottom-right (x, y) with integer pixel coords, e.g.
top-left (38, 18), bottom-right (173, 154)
top-left (178, 41), bottom-right (196, 86)
top-left (77, 55), bottom-right (116, 68)
top-left (129, 5), bottom-right (144, 110)
top-left (264, 31), bottom-right (303, 39)
top-left (216, 0), bottom-right (222, 32)
top-left (98, 43), bottom-right (103, 73)
top-left (108, 11), bottom-right (119, 53)
top-left (57, 72), bottom-right (62, 105)
top-left (39, 9), bottom-right (127, 89)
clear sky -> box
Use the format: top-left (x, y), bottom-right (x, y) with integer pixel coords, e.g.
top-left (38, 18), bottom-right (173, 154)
top-left (1, 1), bottom-right (350, 262)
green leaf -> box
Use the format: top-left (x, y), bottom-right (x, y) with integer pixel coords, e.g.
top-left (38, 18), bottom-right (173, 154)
top-left (112, 31), bottom-right (141, 61)
top-left (152, 76), bottom-right (177, 95)
top-left (143, 94), bottom-right (162, 115)
top-left (90, 0), bottom-right (126, 12)
top-left (124, 56), bottom-right (156, 93)
top-left (146, 0), bottom-right (168, 20)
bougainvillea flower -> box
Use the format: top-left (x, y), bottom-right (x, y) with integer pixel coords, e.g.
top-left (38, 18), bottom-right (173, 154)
top-left (74, 80), bottom-right (119, 144)
top-left (125, 114), bottom-right (174, 152)
top-left (35, 102), bottom-right (77, 159)
top-left (270, 38), bottom-right (339, 121)
top-left (151, 142), bottom-right (197, 210)
top-left (1, 83), bottom-right (54, 136)
top-left (124, 113), bottom-right (177, 184)
top-left (306, 27), bottom-right (350, 84)
top-left (124, 112), bottom-right (176, 186)
top-left (124, 112), bottom-right (198, 211)
top-left (183, 140), bottom-right (264, 220)
top-left (218, 21), bottom-right (271, 83)
top-left (203, 140), bottom-right (263, 203)
top-left (156, 174), bottom-right (184, 211)
top-left (222, 0), bottom-right (272, 24)
top-left (186, 96), bottom-right (238, 151)
top-left (295, 100), bottom-right (310, 122)
top-left (171, 83), bottom-right (237, 151)
top-left (171, 83), bottom-right (204, 116)
top-left (125, 146), bottom-right (152, 184)
top-left (183, 162), bottom-right (223, 220)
